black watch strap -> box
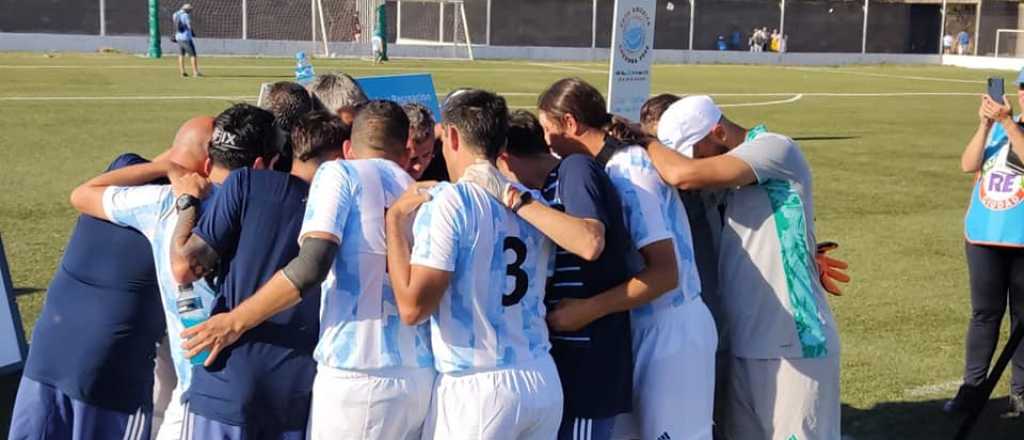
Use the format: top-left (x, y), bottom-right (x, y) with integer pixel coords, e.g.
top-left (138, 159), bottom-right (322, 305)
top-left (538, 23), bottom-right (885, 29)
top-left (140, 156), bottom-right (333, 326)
top-left (176, 194), bottom-right (200, 212)
top-left (511, 190), bottom-right (533, 213)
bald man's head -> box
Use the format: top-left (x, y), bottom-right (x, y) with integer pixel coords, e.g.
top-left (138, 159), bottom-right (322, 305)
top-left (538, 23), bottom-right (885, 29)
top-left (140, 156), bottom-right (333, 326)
top-left (168, 116), bottom-right (215, 172)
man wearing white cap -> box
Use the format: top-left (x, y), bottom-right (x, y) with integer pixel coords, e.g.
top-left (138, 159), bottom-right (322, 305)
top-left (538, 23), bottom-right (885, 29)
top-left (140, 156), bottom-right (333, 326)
top-left (649, 95), bottom-right (841, 440)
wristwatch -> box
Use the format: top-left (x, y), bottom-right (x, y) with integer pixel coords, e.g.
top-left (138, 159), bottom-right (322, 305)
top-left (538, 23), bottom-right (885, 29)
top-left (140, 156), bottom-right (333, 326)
top-left (510, 190), bottom-right (533, 213)
top-left (175, 194), bottom-right (200, 212)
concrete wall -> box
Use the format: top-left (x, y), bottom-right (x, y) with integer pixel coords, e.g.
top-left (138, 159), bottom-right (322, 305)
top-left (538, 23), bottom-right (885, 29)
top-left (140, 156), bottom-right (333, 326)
top-left (3, 0), bottom-right (1015, 54)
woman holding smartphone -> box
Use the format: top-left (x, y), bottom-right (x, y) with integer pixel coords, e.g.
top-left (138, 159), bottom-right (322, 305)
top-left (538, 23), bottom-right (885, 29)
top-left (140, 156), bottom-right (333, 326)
top-left (949, 69), bottom-right (1024, 418)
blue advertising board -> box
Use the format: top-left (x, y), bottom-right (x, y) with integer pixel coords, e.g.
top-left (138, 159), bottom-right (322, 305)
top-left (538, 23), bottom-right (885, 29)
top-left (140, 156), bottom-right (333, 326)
top-left (355, 73), bottom-right (442, 120)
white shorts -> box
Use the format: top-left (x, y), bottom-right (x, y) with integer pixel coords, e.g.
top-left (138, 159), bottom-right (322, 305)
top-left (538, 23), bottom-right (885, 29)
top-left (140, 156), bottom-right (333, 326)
top-left (154, 387), bottom-right (185, 440)
top-left (152, 336), bottom-right (177, 440)
top-left (425, 355), bottom-right (564, 440)
top-left (721, 355), bottom-right (841, 440)
top-left (308, 365), bottom-right (435, 440)
top-left (612, 299), bottom-right (718, 440)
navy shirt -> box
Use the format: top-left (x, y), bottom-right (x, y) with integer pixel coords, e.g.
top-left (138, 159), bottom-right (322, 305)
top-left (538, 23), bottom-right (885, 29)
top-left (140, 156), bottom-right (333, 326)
top-left (25, 153), bottom-right (165, 412)
top-left (186, 168), bottom-right (319, 430)
top-left (543, 154), bottom-right (640, 419)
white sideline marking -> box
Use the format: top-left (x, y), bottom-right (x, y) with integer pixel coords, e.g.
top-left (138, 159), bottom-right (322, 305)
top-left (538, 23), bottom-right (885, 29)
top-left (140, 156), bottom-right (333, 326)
top-left (0, 64), bottom-right (602, 74)
top-left (525, 62), bottom-right (605, 74)
top-left (0, 91), bottom-right (976, 103)
top-left (783, 66), bottom-right (985, 84)
top-left (719, 94), bottom-right (803, 107)
top-left (903, 379), bottom-right (962, 398)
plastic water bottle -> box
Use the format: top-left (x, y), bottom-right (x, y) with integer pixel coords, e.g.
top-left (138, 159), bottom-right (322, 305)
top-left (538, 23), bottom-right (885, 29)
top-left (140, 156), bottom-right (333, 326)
top-left (295, 51), bottom-right (315, 85)
top-left (177, 284), bottom-right (210, 366)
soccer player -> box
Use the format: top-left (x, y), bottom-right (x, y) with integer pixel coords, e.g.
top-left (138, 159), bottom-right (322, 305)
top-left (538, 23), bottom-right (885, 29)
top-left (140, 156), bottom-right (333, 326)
top-left (260, 81), bottom-right (317, 173)
top-left (306, 72), bottom-right (368, 124)
top-left (468, 110), bottom-right (639, 440)
top-left (652, 95), bottom-right (841, 440)
top-left (177, 101), bottom-right (435, 440)
top-left (172, 4), bottom-right (201, 78)
top-left (170, 109), bottom-right (342, 439)
top-left (535, 78), bottom-right (717, 440)
top-left (9, 154), bottom-right (166, 440)
top-left (67, 106), bottom-right (279, 440)
top-left (403, 102), bottom-right (437, 180)
top-left (386, 89), bottom-right (563, 439)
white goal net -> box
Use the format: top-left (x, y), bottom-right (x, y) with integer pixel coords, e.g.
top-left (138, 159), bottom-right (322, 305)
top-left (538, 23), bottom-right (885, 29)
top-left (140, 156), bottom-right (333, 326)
top-left (394, 0), bottom-right (474, 59)
top-left (995, 29), bottom-right (1024, 58)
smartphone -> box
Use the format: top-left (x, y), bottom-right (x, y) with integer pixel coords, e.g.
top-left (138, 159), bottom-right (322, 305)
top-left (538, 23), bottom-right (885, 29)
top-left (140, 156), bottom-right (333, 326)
top-left (988, 77), bottom-right (1006, 105)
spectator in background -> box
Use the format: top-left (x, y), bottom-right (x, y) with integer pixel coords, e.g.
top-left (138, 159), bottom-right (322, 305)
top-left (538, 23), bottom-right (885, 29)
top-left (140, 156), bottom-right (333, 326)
top-left (958, 30), bottom-right (971, 55)
top-left (731, 30), bottom-right (742, 51)
top-left (749, 28), bottom-right (760, 52)
top-left (770, 29), bottom-right (780, 52)
top-left (944, 33), bottom-right (955, 54)
top-left (780, 33), bottom-right (788, 53)
top-left (717, 36), bottom-right (728, 51)
top-left (761, 27), bottom-right (770, 51)
top-left (172, 4), bottom-right (201, 78)
top-left (947, 69), bottom-right (1024, 419)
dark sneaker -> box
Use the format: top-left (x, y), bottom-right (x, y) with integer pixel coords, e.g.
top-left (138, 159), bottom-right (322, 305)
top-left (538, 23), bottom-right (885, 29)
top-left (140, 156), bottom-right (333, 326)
top-left (181, 72), bottom-right (188, 78)
top-left (944, 384), bottom-right (984, 414)
top-left (1001, 393), bottom-right (1023, 419)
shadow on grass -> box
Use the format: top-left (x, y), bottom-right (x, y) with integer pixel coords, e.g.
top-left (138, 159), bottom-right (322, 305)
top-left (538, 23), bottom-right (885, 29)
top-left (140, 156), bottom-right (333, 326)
top-left (793, 136), bottom-right (861, 142)
top-left (843, 398), bottom-right (1022, 440)
top-left (12, 287), bottom-right (42, 297)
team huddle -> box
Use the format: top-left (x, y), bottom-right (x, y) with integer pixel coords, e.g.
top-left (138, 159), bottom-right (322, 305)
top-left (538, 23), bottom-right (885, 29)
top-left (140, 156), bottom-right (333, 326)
top-left (9, 73), bottom-right (847, 440)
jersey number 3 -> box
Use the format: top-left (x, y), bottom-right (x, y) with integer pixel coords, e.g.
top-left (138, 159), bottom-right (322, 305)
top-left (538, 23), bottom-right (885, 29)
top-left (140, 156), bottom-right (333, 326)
top-left (502, 237), bottom-right (528, 306)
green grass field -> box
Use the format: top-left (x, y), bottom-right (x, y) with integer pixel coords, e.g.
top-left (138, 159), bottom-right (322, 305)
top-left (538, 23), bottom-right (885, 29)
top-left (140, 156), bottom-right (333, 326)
top-left (1, 52), bottom-right (1022, 439)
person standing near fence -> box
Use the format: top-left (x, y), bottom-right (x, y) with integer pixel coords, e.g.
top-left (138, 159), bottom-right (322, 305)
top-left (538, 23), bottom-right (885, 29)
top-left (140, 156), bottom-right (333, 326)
top-left (958, 30), bottom-right (971, 55)
top-left (172, 4), bottom-right (201, 78)
top-left (946, 69), bottom-right (1024, 419)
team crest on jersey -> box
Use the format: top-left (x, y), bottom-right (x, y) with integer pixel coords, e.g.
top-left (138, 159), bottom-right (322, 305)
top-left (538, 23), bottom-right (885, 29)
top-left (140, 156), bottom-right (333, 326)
top-left (979, 154), bottom-right (1024, 211)
top-left (617, 6), bottom-right (651, 64)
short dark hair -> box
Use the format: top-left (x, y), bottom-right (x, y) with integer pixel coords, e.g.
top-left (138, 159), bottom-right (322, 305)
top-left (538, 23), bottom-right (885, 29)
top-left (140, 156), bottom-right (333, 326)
top-left (506, 110), bottom-right (548, 157)
top-left (442, 89), bottom-right (508, 160)
top-left (351, 100), bottom-right (409, 157)
top-left (307, 72), bottom-right (369, 115)
top-left (291, 111), bottom-right (349, 162)
top-left (640, 93), bottom-right (680, 132)
top-left (262, 82), bottom-right (315, 172)
top-left (208, 103), bottom-right (277, 170)
top-left (264, 82), bottom-right (315, 131)
top-left (402, 102), bottom-right (435, 145)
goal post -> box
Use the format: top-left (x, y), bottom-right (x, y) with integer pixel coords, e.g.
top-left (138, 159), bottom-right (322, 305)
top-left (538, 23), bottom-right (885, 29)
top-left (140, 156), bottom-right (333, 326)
top-left (994, 29), bottom-right (1024, 58)
top-left (393, 0), bottom-right (474, 60)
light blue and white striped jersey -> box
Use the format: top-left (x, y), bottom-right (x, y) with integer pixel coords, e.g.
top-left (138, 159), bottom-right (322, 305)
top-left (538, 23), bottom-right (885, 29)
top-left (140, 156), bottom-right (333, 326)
top-left (301, 159), bottom-right (433, 370)
top-left (172, 10), bottom-right (193, 41)
top-left (604, 145), bottom-right (702, 327)
top-left (410, 181), bottom-right (554, 374)
top-left (102, 184), bottom-right (217, 390)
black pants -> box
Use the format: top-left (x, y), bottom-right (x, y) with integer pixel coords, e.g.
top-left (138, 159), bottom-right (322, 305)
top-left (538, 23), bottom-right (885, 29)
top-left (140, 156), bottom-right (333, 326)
top-left (963, 242), bottom-right (1024, 395)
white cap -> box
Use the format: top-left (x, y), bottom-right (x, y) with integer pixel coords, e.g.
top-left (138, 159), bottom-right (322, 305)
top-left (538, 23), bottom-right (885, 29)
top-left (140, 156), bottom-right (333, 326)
top-left (182, 3), bottom-right (193, 10)
top-left (656, 95), bottom-right (722, 158)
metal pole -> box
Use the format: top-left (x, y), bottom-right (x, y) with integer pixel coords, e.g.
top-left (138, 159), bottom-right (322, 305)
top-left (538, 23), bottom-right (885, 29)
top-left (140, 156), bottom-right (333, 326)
top-left (486, 0), bottom-right (492, 45)
top-left (974, 0), bottom-right (982, 55)
top-left (396, 0), bottom-right (402, 42)
top-left (99, 0), bottom-right (106, 36)
top-left (779, 0), bottom-right (786, 40)
top-left (460, 1), bottom-right (474, 59)
top-left (317, 0), bottom-right (329, 56)
top-left (439, 2), bottom-right (445, 44)
top-left (689, 0), bottom-right (695, 51)
top-left (242, 0), bottom-right (248, 39)
top-left (311, 0), bottom-right (317, 51)
top-left (940, 0), bottom-right (947, 55)
top-left (592, 0), bottom-right (598, 48)
top-left (862, 0), bottom-right (868, 54)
